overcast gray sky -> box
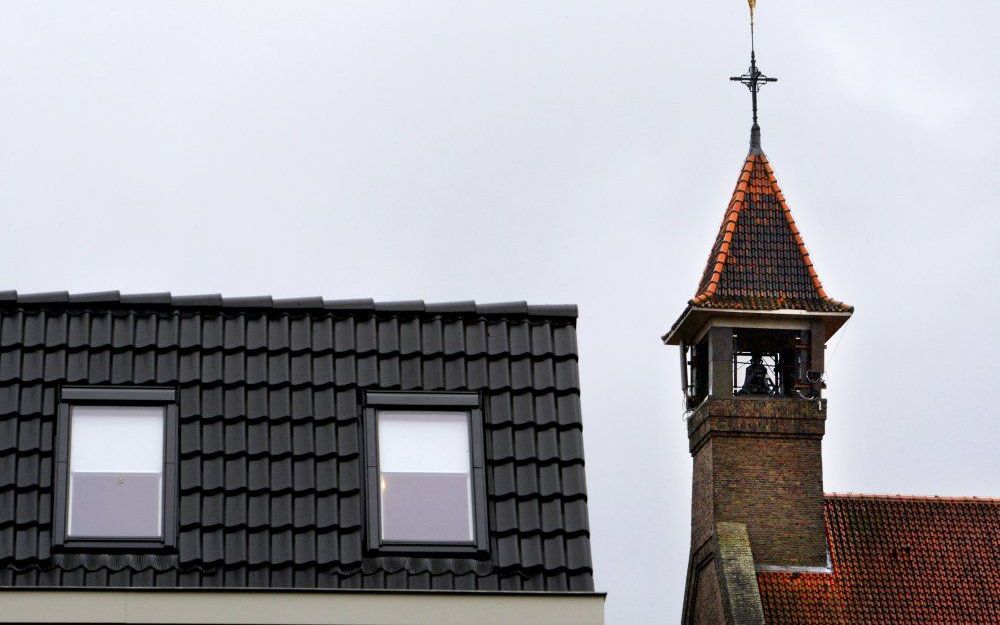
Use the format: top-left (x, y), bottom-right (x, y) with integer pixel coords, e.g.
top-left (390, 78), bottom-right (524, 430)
top-left (1, 2), bottom-right (998, 623)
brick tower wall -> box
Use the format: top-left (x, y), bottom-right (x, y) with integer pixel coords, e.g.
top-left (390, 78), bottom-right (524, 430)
top-left (688, 398), bottom-right (828, 568)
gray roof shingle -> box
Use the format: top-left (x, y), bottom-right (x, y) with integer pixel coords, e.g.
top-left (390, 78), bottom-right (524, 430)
top-left (0, 293), bottom-right (592, 591)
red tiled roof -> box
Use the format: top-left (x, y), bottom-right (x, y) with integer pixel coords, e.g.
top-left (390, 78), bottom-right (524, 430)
top-left (757, 494), bottom-right (1000, 624)
top-left (692, 151), bottom-right (851, 313)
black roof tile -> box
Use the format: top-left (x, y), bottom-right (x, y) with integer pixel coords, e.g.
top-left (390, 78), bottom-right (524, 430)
top-left (0, 293), bottom-right (591, 592)
top-left (539, 462), bottom-right (563, 500)
top-left (441, 320), bottom-right (464, 355)
top-left (68, 291), bottom-right (121, 304)
top-left (201, 316), bottom-right (224, 350)
top-left (323, 299), bottom-right (374, 311)
top-left (273, 297), bottom-right (324, 310)
top-left (0, 313), bottom-right (21, 348)
top-left (18, 292), bottom-right (69, 305)
top-left (527, 304), bottom-right (578, 318)
top-left (506, 358), bottom-right (536, 391)
top-left (398, 319), bottom-right (421, 355)
top-left (120, 292), bottom-right (172, 305)
top-left (508, 321), bottom-right (532, 356)
top-left (172, 294), bottom-right (224, 308)
top-left (24, 313), bottom-right (48, 348)
top-left (221, 296), bottom-right (273, 309)
top-left (373, 300), bottom-right (425, 313)
top-left (476, 301), bottom-right (529, 315)
top-left (289, 318), bottom-right (312, 352)
top-left (424, 300), bottom-right (476, 314)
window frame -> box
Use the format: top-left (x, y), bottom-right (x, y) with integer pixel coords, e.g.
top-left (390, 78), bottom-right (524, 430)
top-left (363, 391), bottom-right (489, 557)
top-left (53, 386), bottom-right (178, 552)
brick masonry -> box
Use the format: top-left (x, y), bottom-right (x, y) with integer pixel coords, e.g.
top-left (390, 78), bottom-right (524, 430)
top-left (688, 398), bottom-right (828, 569)
top-left (692, 556), bottom-right (726, 625)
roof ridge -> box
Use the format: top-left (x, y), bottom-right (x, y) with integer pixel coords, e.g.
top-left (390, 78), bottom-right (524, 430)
top-left (0, 291), bottom-right (578, 318)
top-left (759, 153), bottom-right (827, 301)
top-left (691, 152), bottom-right (756, 305)
top-left (759, 154), bottom-right (848, 309)
top-left (825, 492), bottom-right (1000, 504)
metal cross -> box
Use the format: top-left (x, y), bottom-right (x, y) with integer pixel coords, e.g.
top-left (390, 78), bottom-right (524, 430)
top-left (730, 21), bottom-right (777, 128)
top-left (730, 50), bottom-right (777, 127)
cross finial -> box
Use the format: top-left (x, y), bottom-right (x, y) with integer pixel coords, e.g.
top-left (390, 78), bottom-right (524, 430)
top-left (730, 3), bottom-right (777, 151)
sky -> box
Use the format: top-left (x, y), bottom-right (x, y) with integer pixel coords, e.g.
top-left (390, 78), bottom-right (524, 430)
top-left (1, 1), bottom-right (998, 623)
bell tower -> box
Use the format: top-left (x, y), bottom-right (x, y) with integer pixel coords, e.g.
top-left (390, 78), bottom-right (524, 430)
top-left (664, 146), bottom-right (852, 569)
top-left (665, 5), bottom-right (853, 613)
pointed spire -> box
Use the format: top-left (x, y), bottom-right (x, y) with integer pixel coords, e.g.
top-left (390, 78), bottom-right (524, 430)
top-left (689, 151), bottom-right (850, 314)
top-left (663, 146), bottom-right (853, 345)
top-left (663, 3), bottom-right (852, 346)
top-left (730, 3), bottom-right (776, 151)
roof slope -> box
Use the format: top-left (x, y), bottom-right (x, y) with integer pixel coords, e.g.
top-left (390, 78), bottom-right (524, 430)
top-left (0, 293), bottom-right (592, 592)
top-left (757, 494), bottom-right (1000, 624)
top-left (692, 152), bottom-right (851, 313)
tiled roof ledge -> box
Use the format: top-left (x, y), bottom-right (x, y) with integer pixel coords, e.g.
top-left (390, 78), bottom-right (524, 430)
top-left (825, 492), bottom-right (1000, 503)
top-left (0, 291), bottom-right (577, 319)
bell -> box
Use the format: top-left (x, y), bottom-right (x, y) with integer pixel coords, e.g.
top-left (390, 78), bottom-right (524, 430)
top-left (738, 353), bottom-right (775, 396)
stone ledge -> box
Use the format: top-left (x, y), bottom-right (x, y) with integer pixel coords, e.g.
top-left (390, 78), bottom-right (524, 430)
top-left (716, 522), bottom-right (767, 625)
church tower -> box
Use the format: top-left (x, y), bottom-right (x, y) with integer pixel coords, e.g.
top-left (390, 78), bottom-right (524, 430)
top-left (665, 7), bottom-right (852, 623)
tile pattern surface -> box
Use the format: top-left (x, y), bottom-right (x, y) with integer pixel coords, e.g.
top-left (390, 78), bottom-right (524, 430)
top-left (757, 494), bottom-right (1000, 624)
top-left (0, 292), bottom-right (593, 591)
top-left (692, 151), bottom-right (852, 313)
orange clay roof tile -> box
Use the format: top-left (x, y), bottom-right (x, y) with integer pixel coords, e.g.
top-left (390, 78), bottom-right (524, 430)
top-left (757, 494), bottom-right (1000, 624)
top-left (691, 151), bottom-right (852, 313)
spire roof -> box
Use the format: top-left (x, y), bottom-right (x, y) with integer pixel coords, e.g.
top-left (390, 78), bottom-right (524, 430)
top-left (690, 150), bottom-right (851, 314)
top-left (663, 6), bottom-right (853, 346)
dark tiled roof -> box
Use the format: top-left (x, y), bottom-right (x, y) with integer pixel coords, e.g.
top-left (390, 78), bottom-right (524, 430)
top-left (0, 293), bottom-right (592, 591)
top-left (0, 291), bottom-right (578, 318)
top-left (691, 152), bottom-right (851, 313)
top-left (757, 494), bottom-right (1000, 624)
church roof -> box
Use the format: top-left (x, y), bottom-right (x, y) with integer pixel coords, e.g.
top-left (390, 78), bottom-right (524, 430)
top-left (757, 494), bottom-right (1000, 624)
top-left (691, 150), bottom-right (851, 313)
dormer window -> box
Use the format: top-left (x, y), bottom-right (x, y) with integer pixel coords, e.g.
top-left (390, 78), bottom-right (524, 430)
top-left (364, 392), bottom-right (489, 556)
top-left (378, 410), bottom-right (474, 542)
top-left (68, 405), bottom-right (165, 538)
top-left (54, 387), bottom-right (177, 550)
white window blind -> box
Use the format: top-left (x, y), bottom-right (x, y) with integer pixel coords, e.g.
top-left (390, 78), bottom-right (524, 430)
top-left (377, 411), bottom-right (474, 543)
top-left (67, 405), bottom-right (165, 538)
